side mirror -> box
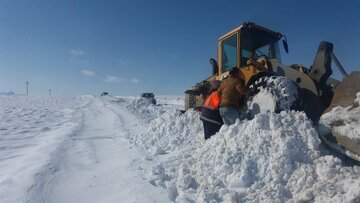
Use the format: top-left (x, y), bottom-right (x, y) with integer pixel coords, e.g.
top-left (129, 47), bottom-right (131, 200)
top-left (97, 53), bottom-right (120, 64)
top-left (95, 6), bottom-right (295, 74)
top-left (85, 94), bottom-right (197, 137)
top-left (282, 36), bottom-right (289, 53)
top-left (210, 58), bottom-right (219, 75)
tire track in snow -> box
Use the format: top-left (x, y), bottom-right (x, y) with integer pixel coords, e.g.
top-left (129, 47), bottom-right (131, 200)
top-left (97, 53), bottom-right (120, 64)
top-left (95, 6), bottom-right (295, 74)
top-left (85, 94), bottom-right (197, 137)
top-left (26, 98), bottom-right (169, 203)
top-left (101, 99), bottom-right (146, 139)
top-left (25, 100), bottom-right (90, 203)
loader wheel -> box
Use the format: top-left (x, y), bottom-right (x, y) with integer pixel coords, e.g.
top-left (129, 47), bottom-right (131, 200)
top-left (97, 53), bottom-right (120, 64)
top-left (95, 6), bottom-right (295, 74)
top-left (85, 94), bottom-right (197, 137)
top-left (247, 76), bottom-right (300, 117)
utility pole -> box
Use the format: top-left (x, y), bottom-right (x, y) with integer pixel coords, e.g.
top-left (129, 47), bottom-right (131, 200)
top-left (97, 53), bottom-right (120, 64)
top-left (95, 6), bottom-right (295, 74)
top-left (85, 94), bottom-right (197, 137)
top-left (25, 81), bottom-right (29, 96)
top-left (48, 89), bottom-right (52, 96)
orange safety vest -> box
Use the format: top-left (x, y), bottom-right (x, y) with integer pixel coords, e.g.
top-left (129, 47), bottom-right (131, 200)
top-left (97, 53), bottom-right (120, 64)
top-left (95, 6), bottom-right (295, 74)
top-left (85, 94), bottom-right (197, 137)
top-left (203, 91), bottom-right (221, 110)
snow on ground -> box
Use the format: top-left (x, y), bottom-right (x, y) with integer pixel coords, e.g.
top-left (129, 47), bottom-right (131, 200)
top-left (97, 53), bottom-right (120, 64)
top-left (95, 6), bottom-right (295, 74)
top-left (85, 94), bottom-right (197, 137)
top-left (174, 112), bottom-right (360, 202)
top-left (0, 96), bottom-right (90, 203)
top-left (0, 95), bottom-right (169, 203)
top-left (37, 98), bottom-right (169, 203)
top-left (108, 95), bottom-right (360, 202)
top-left (1, 94), bottom-right (360, 203)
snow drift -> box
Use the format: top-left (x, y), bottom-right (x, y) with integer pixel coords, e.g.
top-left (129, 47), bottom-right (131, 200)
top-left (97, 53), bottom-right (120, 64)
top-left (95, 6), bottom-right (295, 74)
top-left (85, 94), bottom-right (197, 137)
top-left (129, 109), bottom-right (203, 155)
top-left (320, 92), bottom-right (360, 140)
top-left (319, 92), bottom-right (360, 163)
top-left (175, 111), bottom-right (360, 202)
top-left (114, 97), bottom-right (360, 202)
top-left (2, 95), bottom-right (359, 203)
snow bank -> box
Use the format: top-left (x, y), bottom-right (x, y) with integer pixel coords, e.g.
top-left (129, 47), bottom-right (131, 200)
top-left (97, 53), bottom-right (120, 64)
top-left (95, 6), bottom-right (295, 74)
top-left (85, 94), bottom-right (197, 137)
top-left (174, 111), bottom-right (313, 202)
top-left (320, 92), bottom-right (360, 140)
top-left (174, 111), bottom-right (360, 202)
top-left (156, 95), bottom-right (184, 110)
top-left (144, 110), bottom-right (360, 202)
top-left (129, 109), bottom-right (203, 155)
top-left (110, 96), bottom-right (203, 154)
top-left (117, 97), bottom-right (166, 122)
top-left (109, 96), bottom-right (360, 202)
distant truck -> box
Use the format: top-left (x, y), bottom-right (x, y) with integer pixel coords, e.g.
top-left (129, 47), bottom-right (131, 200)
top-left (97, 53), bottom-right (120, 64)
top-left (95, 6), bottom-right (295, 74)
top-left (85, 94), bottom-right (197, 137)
top-left (140, 93), bottom-right (156, 105)
top-left (101, 92), bottom-right (109, 96)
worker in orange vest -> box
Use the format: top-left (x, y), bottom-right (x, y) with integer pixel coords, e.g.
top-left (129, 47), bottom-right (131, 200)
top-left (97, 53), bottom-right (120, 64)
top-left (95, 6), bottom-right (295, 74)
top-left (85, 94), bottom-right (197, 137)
top-left (200, 80), bottom-right (223, 140)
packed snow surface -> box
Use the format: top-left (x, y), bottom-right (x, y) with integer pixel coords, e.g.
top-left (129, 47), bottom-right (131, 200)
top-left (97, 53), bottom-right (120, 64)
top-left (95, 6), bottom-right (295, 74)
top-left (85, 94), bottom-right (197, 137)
top-left (1, 95), bottom-right (359, 203)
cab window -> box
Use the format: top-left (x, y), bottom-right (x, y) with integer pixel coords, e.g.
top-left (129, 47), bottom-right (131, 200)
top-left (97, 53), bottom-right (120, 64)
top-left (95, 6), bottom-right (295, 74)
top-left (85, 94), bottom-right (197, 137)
top-left (240, 28), bottom-right (281, 66)
top-left (221, 34), bottom-right (238, 72)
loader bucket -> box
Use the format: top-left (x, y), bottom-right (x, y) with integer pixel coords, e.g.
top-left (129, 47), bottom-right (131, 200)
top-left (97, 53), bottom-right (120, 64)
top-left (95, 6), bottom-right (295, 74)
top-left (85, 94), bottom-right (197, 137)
top-left (325, 71), bottom-right (360, 113)
top-left (319, 71), bottom-right (360, 162)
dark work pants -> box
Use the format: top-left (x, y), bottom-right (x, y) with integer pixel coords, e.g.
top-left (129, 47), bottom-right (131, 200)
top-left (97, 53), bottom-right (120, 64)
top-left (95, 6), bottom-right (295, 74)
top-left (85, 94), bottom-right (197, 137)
top-left (202, 120), bottom-right (222, 140)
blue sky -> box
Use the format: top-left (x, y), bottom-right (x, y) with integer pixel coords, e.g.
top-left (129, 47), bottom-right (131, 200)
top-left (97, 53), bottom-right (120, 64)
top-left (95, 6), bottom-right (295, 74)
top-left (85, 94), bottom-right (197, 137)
top-left (1, 0), bottom-right (359, 96)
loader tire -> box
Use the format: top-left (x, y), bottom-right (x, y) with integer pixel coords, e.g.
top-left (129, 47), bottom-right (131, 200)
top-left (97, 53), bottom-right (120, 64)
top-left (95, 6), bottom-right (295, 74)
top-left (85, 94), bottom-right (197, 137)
top-left (247, 76), bottom-right (300, 117)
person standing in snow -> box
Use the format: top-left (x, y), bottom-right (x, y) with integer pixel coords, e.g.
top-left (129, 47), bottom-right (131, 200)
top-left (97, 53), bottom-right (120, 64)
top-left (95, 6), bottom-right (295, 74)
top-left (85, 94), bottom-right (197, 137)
top-left (200, 80), bottom-right (223, 140)
top-left (217, 67), bottom-right (245, 125)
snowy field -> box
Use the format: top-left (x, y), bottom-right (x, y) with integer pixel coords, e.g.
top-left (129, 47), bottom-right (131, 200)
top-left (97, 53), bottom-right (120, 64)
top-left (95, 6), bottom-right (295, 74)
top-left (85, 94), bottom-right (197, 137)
top-left (0, 95), bottom-right (359, 203)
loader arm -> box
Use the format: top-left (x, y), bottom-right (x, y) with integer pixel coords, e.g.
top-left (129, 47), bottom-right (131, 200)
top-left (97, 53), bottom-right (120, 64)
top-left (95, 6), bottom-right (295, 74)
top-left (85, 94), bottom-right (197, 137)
top-left (310, 42), bottom-right (333, 91)
top-left (309, 41), bottom-right (335, 111)
top-left (308, 41), bottom-right (360, 113)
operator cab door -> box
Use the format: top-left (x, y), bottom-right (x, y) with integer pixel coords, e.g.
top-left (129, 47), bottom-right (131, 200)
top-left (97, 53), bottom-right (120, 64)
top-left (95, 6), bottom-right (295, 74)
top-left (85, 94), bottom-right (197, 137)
top-left (218, 32), bottom-right (240, 75)
top-left (218, 30), bottom-right (251, 82)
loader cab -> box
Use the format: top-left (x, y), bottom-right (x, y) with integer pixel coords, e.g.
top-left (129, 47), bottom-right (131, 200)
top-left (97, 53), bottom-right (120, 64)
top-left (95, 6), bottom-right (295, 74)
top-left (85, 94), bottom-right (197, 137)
top-left (217, 22), bottom-right (283, 74)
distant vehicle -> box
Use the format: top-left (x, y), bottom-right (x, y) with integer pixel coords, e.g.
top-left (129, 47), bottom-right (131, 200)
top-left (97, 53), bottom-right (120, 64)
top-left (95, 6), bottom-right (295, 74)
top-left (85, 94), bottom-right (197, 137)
top-left (141, 93), bottom-right (156, 105)
top-left (101, 92), bottom-right (109, 96)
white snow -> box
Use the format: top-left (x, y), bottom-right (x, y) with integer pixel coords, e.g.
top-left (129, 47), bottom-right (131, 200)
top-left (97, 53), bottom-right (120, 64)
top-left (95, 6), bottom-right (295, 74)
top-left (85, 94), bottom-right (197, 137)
top-left (172, 112), bottom-right (360, 202)
top-left (1, 94), bottom-right (359, 203)
top-left (0, 95), bottom-right (91, 203)
top-left (320, 92), bottom-right (360, 140)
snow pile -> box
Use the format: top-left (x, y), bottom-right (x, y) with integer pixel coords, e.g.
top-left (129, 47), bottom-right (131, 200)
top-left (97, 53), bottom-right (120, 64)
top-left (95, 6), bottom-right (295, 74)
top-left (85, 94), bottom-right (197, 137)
top-left (320, 92), bottom-right (360, 140)
top-left (174, 111), bottom-right (317, 202)
top-left (111, 96), bottom-right (360, 202)
top-left (145, 110), bottom-right (360, 202)
top-left (111, 95), bottom-right (202, 154)
top-left (156, 95), bottom-right (184, 109)
top-left (106, 95), bottom-right (127, 103)
top-left (129, 109), bottom-right (203, 155)
top-left (110, 95), bottom-right (184, 122)
top-left (120, 97), bottom-right (166, 122)
top-left (101, 95), bottom-right (360, 202)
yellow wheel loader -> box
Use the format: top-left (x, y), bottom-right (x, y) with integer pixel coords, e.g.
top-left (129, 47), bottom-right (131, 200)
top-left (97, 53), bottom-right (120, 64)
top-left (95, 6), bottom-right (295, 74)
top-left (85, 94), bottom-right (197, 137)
top-left (185, 22), bottom-right (360, 162)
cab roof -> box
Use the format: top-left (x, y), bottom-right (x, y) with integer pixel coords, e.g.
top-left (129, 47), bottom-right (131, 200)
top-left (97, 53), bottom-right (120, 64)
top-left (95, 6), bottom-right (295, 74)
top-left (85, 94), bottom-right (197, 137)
top-left (218, 22), bottom-right (283, 41)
